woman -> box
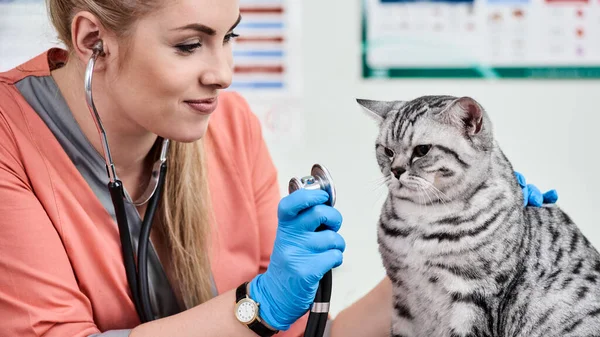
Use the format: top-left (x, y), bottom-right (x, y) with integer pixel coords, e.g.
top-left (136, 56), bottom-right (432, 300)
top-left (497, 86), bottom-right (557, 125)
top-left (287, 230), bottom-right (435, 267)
top-left (0, 0), bottom-right (555, 336)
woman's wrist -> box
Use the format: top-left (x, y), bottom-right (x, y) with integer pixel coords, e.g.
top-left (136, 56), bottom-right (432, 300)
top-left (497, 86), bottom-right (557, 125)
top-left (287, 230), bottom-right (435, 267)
top-left (248, 274), bottom-right (289, 331)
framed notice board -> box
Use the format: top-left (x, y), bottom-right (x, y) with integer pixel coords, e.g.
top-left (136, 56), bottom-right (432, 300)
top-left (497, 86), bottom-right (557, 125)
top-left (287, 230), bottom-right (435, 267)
top-left (361, 0), bottom-right (600, 78)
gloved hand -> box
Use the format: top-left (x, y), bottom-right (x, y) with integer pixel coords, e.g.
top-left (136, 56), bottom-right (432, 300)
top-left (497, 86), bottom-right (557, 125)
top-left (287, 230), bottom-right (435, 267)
top-left (248, 189), bottom-right (345, 331)
top-left (515, 171), bottom-right (558, 207)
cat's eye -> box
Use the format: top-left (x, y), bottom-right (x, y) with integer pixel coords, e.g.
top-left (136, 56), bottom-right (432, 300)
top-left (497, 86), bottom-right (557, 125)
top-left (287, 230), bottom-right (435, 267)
top-left (384, 147), bottom-right (394, 157)
top-left (413, 145), bottom-right (432, 158)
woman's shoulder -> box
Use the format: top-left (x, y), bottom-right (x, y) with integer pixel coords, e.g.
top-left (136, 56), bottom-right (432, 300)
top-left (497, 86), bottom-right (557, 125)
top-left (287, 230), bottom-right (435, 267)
top-left (0, 49), bottom-right (59, 140)
top-left (0, 78), bottom-right (27, 154)
top-left (0, 51), bottom-right (66, 174)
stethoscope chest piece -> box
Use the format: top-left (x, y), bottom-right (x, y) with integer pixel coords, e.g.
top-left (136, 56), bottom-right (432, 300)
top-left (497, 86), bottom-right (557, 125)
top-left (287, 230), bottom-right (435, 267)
top-left (288, 163), bottom-right (336, 207)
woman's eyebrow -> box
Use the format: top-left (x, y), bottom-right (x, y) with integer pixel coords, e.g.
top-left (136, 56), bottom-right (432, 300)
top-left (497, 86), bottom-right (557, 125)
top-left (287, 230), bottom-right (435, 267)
top-left (230, 14), bottom-right (242, 31)
top-left (172, 14), bottom-right (242, 36)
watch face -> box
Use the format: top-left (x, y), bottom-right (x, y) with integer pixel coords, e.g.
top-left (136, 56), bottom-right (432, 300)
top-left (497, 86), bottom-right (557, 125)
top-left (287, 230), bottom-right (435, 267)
top-left (235, 298), bottom-right (257, 324)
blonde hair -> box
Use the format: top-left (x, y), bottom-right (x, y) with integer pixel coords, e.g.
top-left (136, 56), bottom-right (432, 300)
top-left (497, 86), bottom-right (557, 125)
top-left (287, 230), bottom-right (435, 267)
top-left (46, 0), bottom-right (215, 309)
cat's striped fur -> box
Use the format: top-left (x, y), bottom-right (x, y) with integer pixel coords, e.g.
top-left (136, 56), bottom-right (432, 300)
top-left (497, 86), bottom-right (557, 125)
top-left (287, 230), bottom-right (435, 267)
top-left (357, 95), bottom-right (600, 337)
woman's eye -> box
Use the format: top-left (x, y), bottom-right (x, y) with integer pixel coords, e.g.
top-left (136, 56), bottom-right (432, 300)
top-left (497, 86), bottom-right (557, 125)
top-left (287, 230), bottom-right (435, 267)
top-left (413, 145), bottom-right (432, 158)
top-left (384, 147), bottom-right (394, 157)
top-left (176, 42), bottom-right (202, 54)
top-left (224, 32), bottom-right (240, 44)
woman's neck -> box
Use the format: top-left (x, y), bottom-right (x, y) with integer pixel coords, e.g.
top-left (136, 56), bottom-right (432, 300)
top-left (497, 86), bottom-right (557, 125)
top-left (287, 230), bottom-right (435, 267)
top-left (51, 60), bottom-right (158, 201)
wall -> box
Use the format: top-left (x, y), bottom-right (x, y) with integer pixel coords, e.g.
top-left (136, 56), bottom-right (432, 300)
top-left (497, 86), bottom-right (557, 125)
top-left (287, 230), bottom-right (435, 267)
top-left (1, 0), bottom-right (599, 320)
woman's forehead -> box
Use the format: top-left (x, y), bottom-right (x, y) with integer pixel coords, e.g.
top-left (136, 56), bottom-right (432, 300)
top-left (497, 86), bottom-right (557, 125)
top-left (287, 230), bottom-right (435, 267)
top-left (150, 0), bottom-right (240, 32)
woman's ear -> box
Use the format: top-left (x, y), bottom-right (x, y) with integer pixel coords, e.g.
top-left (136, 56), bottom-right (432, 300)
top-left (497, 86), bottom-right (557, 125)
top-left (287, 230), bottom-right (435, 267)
top-left (70, 11), bottom-right (113, 70)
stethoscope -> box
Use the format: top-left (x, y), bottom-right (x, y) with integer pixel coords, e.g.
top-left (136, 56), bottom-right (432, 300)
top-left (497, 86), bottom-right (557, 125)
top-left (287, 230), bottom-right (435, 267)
top-left (85, 40), bottom-right (335, 337)
top-left (85, 40), bottom-right (170, 323)
top-left (288, 164), bottom-right (336, 337)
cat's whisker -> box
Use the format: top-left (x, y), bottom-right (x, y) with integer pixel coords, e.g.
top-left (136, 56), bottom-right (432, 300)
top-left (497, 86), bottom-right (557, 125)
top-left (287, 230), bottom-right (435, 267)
top-left (368, 176), bottom-right (391, 202)
top-left (426, 185), bottom-right (455, 215)
top-left (426, 185), bottom-right (448, 205)
top-left (415, 180), bottom-right (435, 206)
top-left (370, 174), bottom-right (390, 185)
top-left (411, 177), bottom-right (437, 206)
top-left (374, 185), bottom-right (389, 207)
top-left (426, 183), bottom-right (456, 213)
top-left (369, 175), bottom-right (392, 208)
top-left (428, 183), bottom-right (451, 203)
top-left (416, 185), bottom-right (428, 213)
top-left (413, 176), bottom-right (452, 211)
top-left (370, 175), bottom-right (391, 191)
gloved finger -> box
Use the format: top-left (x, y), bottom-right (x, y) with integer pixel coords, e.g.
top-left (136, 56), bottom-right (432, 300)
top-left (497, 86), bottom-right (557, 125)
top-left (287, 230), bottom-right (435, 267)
top-left (514, 171), bottom-right (526, 188)
top-left (293, 204), bottom-right (343, 232)
top-left (305, 249), bottom-right (344, 281)
top-left (543, 189), bottom-right (558, 204)
top-left (526, 184), bottom-right (543, 207)
top-left (304, 230), bottom-right (346, 253)
top-left (278, 189), bottom-right (330, 220)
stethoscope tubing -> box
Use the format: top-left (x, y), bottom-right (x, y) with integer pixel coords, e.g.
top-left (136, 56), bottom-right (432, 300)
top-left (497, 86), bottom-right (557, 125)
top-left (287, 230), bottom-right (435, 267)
top-left (304, 270), bottom-right (332, 337)
top-left (108, 180), bottom-right (145, 320)
top-left (136, 161), bottom-right (168, 322)
top-left (86, 40), bottom-right (162, 323)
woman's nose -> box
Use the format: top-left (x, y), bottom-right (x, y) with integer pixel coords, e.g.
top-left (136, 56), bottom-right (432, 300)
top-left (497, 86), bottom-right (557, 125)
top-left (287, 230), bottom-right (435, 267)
top-left (200, 50), bottom-right (233, 89)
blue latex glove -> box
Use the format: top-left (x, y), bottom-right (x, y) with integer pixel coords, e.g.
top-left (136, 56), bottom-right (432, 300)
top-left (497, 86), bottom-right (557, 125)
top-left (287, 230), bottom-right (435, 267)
top-left (515, 171), bottom-right (558, 207)
top-left (248, 189), bottom-right (345, 331)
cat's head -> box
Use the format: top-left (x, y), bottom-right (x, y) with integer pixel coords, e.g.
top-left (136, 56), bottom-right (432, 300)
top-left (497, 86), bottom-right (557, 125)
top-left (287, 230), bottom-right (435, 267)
top-left (357, 95), bottom-right (495, 204)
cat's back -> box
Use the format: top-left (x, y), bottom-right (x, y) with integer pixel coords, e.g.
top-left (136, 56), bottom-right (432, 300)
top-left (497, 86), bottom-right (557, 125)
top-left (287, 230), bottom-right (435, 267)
top-left (510, 205), bottom-right (600, 337)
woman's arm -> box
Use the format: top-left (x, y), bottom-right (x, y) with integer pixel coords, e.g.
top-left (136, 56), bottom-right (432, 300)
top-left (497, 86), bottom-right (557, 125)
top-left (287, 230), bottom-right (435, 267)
top-left (129, 289), bottom-right (260, 337)
top-left (330, 276), bottom-right (392, 337)
top-left (132, 275), bottom-right (390, 337)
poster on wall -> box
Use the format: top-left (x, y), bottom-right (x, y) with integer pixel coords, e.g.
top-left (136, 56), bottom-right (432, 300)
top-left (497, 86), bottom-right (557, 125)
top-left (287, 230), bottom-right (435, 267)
top-left (228, 0), bottom-right (306, 148)
top-left (230, 0), bottom-right (302, 97)
top-left (362, 0), bottom-right (600, 78)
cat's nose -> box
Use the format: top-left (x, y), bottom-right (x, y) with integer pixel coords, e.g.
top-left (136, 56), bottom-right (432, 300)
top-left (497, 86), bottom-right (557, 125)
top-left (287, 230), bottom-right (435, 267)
top-left (391, 167), bottom-right (406, 179)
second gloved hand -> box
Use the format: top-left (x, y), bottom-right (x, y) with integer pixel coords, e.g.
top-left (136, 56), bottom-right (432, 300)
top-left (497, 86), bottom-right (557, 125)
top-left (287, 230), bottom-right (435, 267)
top-left (514, 171), bottom-right (558, 207)
top-left (249, 189), bottom-right (345, 331)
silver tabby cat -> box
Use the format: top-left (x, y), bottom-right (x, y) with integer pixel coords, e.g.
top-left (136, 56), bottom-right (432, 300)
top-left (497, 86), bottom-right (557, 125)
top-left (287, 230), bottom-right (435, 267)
top-left (356, 95), bottom-right (600, 337)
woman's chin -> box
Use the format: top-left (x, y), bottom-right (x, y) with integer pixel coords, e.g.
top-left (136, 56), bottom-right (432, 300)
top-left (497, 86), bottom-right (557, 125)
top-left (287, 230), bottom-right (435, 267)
top-left (159, 121), bottom-right (210, 143)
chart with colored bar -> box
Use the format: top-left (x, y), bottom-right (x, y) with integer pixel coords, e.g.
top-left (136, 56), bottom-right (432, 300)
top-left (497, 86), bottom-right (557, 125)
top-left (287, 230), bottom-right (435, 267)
top-left (362, 0), bottom-right (600, 78)
top-left (229, 0), bottom-right (301, 94)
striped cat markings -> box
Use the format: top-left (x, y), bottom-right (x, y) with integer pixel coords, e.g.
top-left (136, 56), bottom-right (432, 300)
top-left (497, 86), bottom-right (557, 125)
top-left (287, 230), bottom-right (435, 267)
top-left (357, 95), bottom-right (600, 337)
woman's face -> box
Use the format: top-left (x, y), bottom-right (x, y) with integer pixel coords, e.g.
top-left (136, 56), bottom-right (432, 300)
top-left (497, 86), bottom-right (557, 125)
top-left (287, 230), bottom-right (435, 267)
top-left (105, 0), bottom-right (239, 142)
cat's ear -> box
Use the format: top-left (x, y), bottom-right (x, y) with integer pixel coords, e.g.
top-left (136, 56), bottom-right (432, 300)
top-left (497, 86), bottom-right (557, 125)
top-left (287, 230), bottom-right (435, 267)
top-left (438, 96), bottom-right (484, 136)
top-left (356, 99), bottom-right (399, 123)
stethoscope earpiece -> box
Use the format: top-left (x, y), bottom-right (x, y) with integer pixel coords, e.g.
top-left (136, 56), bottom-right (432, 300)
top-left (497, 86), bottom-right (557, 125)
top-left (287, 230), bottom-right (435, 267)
top-left (91, 40), bottom-right (105, 57)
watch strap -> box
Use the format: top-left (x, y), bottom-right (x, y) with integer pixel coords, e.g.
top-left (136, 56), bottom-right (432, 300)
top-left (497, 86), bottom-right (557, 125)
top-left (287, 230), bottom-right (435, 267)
top-left (248, 319), bottom-right (278, 337)
top-left (235, 282), bottom-right (278, 337)
top-left (236, 282), bottom-right (248, 302)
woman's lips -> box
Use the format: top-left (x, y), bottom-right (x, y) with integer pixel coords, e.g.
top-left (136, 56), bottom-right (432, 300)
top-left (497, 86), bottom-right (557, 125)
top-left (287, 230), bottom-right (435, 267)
top-left (184, 98), bottom-right (218, 115)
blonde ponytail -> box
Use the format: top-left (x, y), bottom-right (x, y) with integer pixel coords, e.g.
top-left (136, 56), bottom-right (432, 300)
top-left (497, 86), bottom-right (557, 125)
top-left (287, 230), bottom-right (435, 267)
top-left (160, 140), bottom-right (214, 308)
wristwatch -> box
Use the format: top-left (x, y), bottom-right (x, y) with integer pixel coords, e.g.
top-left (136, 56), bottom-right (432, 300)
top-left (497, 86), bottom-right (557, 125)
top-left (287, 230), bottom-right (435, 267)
top-left (234, 282), bottom-right (279, 336)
